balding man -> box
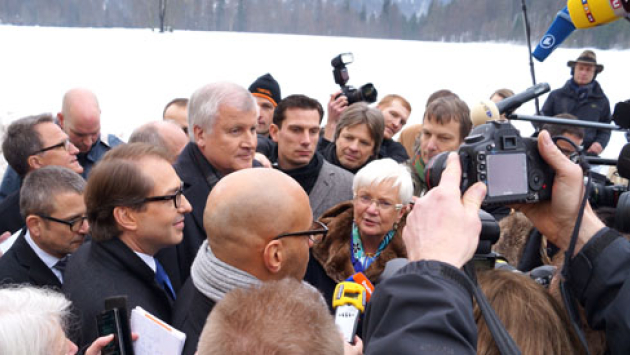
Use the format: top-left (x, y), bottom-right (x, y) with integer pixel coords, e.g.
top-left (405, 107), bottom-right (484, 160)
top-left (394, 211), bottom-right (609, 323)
top-left (57, 88), bottom-right (124, 175)
top-left (0, 88), bottom-right (124, 202)
top-left (171, 168), bottom-right (325, 355)
top-left (129, 120), bottom-right (188, 162)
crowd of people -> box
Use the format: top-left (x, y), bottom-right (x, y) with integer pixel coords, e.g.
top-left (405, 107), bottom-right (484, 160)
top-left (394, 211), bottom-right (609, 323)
top-left (0, 48), bottom-right (628, 355)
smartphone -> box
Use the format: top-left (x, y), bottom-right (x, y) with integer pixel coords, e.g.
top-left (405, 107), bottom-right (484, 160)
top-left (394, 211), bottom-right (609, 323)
top-left (96, 308), bottom-right (126, 355)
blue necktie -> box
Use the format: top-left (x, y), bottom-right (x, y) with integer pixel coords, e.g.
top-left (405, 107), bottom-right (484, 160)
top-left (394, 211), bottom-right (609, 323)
top-left (53, 256), bottom-right (69, 274)
top-left (154, 259), bottom-right (176, 300)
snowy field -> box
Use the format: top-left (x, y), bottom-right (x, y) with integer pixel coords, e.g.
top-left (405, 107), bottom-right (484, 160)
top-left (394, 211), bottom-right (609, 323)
top-left (0, 25), bottom-right (628, 159)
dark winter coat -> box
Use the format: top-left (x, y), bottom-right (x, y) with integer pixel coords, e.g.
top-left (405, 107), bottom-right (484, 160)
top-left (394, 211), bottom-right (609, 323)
top-left (378, 138), bottom-right (409, 163)
top-left (63, 239), bottom-right (175, 348)
top-left (541, 80), bottom-right (611, 150)
top-left (362, 260), bottom-right (478, 354)
top-left (171, 278), bottom-right (216, 355)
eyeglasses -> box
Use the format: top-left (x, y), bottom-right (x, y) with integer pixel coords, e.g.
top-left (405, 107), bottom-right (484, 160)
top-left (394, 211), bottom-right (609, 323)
top-left (355, 194), bottom-right (403, 211)
top-left (274, 221), bottom-right (328, 244)
top-left (139, 183), bottom-right (184, 209)
top-left (37, 214), bottom-right (88, 232)
top-left (31, 139), bottom-right (73, 155)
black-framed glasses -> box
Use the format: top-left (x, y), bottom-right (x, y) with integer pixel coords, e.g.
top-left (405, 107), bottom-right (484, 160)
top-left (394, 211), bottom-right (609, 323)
top-left (31, 139), bottom-right (72, 155)
top-left (139, 183), bottom-right (184, 209)
top-left (37, 214), bottom-right (88, 232)
top-left (274, 220), bottom-right (328, 244)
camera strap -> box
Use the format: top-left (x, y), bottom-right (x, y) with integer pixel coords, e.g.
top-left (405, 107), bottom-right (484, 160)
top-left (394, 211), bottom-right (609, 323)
top-left (463, 263), bottom-right (522, 355)
top-left (559, 169), bottom-right (594, 355)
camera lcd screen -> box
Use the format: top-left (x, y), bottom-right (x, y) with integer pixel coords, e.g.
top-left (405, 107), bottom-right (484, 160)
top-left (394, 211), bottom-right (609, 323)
top-left (486, 153), bottom-right (528, 197)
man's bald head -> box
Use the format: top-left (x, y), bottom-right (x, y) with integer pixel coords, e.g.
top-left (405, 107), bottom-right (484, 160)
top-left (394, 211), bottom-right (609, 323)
top-left (128, 121), bottom-right (188, 161)
top-left (204, 168), bottom-right (312, 280)
top-left (58, 88), bottom-right (102, 153)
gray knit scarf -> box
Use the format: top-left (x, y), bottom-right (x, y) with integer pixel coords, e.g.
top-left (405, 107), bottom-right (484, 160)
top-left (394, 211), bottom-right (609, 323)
top-left (191, 240), bottom-right (260, 303)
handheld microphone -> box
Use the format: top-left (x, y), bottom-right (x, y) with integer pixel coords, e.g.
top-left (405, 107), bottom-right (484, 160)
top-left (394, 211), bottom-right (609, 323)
top-left (345, 272), bottom-right (374, 303)
top-left (333, 282), bottom-right (366, 344)
top-left (533, 7), bottom-right (576, 62)
top-left (96, 296), bottom-right (135, 355)
top-left (567, 0), bottom-right (629, 29)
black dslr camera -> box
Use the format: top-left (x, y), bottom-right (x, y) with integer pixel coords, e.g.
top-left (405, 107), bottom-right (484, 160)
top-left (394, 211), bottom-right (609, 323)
top-left (331, 53), bottom-right (377, 105)
top-left (426, 120), bottom-right (555, 206)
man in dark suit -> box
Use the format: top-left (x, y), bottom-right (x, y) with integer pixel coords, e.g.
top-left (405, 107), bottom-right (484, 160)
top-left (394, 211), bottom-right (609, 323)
top-left (0, 113), bottom-right (84, 234)
top-left (0, 166), bottom-right (88, 288)
top-left (63, 143), bottom-right (193, 348)
top-left (169, 81), bottom-right (259, 282)
top-left (172, 168), bottom-right (322, 355)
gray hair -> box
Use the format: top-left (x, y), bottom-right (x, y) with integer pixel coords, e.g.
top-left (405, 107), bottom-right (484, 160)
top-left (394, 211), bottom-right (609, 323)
top-left (0, 286), bottom-right (73, 355)
top-left (2, 113), bottom-right (54, 177)
top-left (353, 158), bottom-right (413, 204)
top-left (20, 166), bottom-right (86, 219)
top-left (188, 81), bottom-right (257, 141)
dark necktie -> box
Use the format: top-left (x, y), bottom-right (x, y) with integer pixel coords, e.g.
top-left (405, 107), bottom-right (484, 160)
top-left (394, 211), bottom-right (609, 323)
top-left (53, 256), bottom-right (69, 274)
top-left (155, 259), bottom-right (176, 300)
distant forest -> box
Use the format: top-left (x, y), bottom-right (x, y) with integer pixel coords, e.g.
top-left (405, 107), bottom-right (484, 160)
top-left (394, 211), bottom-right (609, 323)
top-left (1, 0), bottom-right (628, 49)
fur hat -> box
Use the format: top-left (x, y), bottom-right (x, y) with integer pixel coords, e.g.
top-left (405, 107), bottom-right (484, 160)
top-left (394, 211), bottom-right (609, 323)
top-left (567, 50), bottom-right (604, 73)
top-left (248, 73), bottom-right (281, 107)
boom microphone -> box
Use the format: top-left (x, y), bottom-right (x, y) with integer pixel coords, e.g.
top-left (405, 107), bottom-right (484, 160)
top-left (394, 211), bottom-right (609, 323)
top-left (333, 282), bottom-right (366, 344)
top-left (470, 83), bottom-right (550, 127)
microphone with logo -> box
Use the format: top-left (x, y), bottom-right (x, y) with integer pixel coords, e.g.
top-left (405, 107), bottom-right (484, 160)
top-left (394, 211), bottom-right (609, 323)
top-left (333, 274), bottom-right (374, 344)
top-left (470, 83), bottom-right (551, 127)
top-left (533, 7), bottom-right (575, 62)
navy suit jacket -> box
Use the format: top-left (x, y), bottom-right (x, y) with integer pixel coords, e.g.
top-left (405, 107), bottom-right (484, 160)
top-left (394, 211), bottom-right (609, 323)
top-left (0, 229), bottom-right (61, 288)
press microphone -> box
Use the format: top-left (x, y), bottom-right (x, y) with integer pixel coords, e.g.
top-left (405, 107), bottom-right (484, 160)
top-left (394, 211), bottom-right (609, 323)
top-left (333, 282), bottom-right (366, 344)
top-left (345, 272), bottom-right (374, 302)
top-left (470, 100), bottom-right (502, 127)
top-left (469, 83), bottom-right (550, 127)
top-left (533, 7), bottom-right (576, 62)
top-left (96, 296), bottom-right (135, 355)
top-left (567, 0), bottom-right (630, 29)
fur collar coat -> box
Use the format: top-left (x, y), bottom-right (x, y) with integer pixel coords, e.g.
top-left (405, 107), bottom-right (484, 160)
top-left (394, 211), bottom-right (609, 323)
top-left (311, 201), bottom-right (407, 284)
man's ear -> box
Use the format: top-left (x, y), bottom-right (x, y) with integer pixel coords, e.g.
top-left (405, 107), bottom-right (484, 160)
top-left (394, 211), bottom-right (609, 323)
top-left (269, 124), bottom-right (280, 143)
top-left (25, 215), bottom-right (43, 237)
top-left (57, 113), bottom-right (64, 129)
top-left (113, 206), bottom-right (138, 232)
top-left (27, 154), bottom-right (45, 171)
top-left (262, 240), bottom-right (283, 275)
top-left (193, 125), bottom-right (205, 148)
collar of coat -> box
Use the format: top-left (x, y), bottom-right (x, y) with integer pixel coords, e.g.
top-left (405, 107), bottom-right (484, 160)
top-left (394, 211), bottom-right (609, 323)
top-left (311, 201), bottom-right (407, 284)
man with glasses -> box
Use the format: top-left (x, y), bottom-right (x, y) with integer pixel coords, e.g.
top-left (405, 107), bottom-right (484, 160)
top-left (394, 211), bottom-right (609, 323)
top-left (172, 168), bottom-right (325, 355)
top-left (0, 114), bottom-right (84, 235)
top-left (0, 166), bottom-right (87, 288)
top-left (63, 143), bottom-right (192, 348)
top-left (0, 88), bottom-right (123, 202)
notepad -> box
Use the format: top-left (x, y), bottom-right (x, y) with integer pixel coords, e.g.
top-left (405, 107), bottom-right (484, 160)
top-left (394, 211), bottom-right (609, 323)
top-left (130, 306), bottom-right (186, 355)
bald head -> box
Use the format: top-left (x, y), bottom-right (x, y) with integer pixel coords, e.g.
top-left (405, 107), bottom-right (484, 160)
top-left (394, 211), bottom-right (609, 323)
top-left (204, 168), bottom-right (312, 279)
top-left (58, 88), bottom-right (102, 153)
top-left (129, 121), bottom-right (188, 161)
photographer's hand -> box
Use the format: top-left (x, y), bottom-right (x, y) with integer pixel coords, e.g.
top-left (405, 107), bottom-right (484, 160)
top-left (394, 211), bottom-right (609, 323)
top-left (403, 153), bottom-right (487, 268)
top-left (323, 90), bottom-right (348, 142)
top-left (515, 130), bottom-right (604, 255)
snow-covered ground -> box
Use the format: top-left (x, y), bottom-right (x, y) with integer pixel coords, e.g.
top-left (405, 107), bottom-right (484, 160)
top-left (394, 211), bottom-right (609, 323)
top-left (0, 25), bottom-right (628, 160)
